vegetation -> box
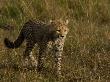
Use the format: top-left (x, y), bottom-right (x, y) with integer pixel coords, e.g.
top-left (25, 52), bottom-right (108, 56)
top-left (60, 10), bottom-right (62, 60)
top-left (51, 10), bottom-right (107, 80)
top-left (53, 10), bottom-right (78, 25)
top-left (0, 0), bottom-right (110, 82)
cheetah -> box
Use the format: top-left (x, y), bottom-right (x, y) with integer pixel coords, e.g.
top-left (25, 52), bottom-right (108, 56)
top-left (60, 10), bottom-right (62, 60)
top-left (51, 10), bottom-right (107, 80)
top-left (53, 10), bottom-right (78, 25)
top-left (4, 19), bottom-right (69, 76)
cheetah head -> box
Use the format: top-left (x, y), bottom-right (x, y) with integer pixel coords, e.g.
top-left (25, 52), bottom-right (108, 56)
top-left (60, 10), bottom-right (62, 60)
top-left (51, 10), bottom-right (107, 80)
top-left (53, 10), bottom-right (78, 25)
top-left (49, 19), bottom-right (69, 40)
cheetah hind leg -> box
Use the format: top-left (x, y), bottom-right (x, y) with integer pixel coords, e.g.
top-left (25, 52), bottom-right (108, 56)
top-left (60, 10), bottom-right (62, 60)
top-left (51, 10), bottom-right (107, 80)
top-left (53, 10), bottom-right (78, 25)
top-left (29, 51), bottom-right (38, 68)
top-left (37, 43), bottom-right (47, 72)
top-left (22, 42), bottom-right (38, 68)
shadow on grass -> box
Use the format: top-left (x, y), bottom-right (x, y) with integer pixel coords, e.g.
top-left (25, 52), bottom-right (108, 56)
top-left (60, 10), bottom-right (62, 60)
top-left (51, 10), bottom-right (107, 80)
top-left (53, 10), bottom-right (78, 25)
top-left (0, 63), bottom-right (98, 82)
top-left (0, 63), bottom-right (57, 78)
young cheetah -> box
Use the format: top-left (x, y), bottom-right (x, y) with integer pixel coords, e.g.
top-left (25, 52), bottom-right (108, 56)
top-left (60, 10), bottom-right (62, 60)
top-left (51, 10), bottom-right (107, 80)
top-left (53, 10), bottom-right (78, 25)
top-left (4, 19), bottom-right (69, 76)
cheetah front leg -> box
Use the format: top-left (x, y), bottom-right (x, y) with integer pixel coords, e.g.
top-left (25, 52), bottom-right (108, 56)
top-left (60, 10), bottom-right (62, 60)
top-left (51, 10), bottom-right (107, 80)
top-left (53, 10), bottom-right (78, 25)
top-left (54, 50), bottom-right (63, 76)
top-left (53, 38), bottom-right (65, 77)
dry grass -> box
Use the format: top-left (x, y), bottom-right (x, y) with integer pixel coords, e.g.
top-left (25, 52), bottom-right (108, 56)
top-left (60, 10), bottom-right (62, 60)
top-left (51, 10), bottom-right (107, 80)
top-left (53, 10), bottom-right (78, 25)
top-left (0, 0), bottom-right (110, 82)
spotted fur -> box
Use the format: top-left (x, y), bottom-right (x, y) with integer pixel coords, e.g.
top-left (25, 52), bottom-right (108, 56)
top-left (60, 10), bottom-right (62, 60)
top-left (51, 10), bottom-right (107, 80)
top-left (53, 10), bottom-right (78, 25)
top-left (4, 19), bottom-right (69, 76)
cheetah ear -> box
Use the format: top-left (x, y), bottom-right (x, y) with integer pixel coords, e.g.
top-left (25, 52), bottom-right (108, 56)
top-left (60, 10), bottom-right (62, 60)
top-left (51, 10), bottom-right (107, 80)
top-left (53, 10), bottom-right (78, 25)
top-left (65, 19), bottom-right (69, 25)
top-left (49, 20), bottom-right (54, 24)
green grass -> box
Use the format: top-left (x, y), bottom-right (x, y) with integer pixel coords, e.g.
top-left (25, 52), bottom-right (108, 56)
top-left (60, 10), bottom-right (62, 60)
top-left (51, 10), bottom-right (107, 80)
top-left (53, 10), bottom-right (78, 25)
top-left (0, 0), bottom-right (110, 82)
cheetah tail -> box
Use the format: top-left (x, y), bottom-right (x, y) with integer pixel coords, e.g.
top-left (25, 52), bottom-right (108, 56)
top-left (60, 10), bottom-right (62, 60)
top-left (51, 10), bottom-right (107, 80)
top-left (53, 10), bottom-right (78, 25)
top-left (4, 32), bottom-right (25, 49)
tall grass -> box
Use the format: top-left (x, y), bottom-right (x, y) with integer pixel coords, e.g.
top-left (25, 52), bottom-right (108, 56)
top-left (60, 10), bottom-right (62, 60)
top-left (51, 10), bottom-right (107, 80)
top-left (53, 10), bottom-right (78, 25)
top-left (0, 0), bottom-right (110, 82)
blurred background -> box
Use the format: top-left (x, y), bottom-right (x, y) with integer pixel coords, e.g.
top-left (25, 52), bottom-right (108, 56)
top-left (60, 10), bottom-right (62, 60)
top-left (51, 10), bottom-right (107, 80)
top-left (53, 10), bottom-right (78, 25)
top-left (0, 0), bottom-right (110, 82)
